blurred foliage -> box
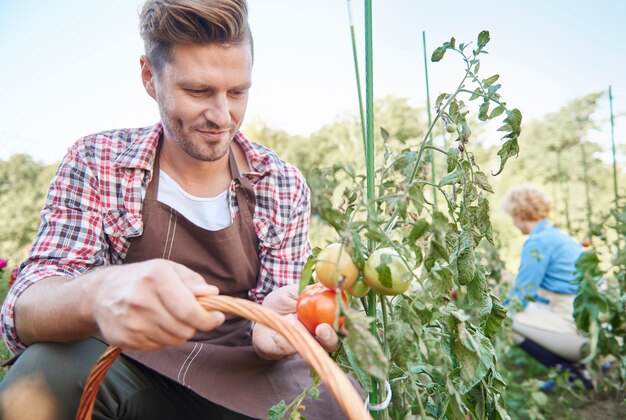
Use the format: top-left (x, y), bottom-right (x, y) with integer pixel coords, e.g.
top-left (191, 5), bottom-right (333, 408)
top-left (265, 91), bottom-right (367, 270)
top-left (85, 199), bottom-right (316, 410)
top-left (0, 155), bottom-right (57, 265)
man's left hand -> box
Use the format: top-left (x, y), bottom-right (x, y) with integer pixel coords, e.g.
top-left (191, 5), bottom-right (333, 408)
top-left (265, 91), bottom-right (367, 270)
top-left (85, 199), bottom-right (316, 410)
top-left (252, 284), bottom-right (340, 360)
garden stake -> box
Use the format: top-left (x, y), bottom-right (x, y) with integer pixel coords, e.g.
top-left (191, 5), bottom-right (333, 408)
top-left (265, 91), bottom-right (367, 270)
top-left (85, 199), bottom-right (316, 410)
top-left (422, 31), bottom-right (437, 206)
top-left (364, 0), bottom-right (380, 415)
top-left (580, 142), bottom-right (593, 241)
top-left (609, 85), bottom-right (620, 253)
top-left (346, 0), bottom-right (367, 158)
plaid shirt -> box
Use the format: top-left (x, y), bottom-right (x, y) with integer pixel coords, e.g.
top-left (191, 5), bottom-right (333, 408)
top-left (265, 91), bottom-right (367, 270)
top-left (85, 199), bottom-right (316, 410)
top-left (1, 123), bottom-right (311, 353)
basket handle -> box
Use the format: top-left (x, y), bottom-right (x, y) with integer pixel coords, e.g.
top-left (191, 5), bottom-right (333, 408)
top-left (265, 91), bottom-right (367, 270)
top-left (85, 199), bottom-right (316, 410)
top-left (76, 294), bottom-right (371, 420)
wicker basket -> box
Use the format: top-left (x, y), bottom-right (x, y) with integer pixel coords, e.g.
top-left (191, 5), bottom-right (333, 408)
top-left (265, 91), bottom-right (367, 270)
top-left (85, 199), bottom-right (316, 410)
top-left (76, 295), bottom-right (370, 419)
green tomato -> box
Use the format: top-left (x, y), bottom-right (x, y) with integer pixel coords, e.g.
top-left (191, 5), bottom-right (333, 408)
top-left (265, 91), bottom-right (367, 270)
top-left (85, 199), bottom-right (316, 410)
top-left (347, 277), bottom-right (370, 298)
top-left (363, 248), bottom-right (412, 295)
top-left (446, 123), bottom-right (457, 134)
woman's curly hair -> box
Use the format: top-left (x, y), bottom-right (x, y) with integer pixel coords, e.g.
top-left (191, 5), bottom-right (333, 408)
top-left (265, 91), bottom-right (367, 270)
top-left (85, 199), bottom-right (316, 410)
top-left (502, 185), bottom-right (551, 221)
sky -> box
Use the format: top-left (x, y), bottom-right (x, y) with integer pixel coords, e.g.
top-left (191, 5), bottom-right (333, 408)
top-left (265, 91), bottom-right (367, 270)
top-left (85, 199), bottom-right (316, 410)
top-left (0, 0), bottom-right (625, 164)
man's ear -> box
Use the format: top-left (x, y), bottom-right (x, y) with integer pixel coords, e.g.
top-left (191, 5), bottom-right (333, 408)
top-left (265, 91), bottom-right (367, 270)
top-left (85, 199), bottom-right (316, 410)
top-left (140, 55), bottom-right (157, 100)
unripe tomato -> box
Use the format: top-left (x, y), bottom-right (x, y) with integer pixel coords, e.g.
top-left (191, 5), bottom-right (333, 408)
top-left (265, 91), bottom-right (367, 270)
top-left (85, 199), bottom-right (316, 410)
top-left (363, 248), bottom-right (411, 295)
top-left (347, 277), bottom-right (370, 298)
top-left (446, 123), bottom-right (457, 134)
top-left (315, 243), bottom-right (358, 290)
top-left (296, 283), bottom-right (348, 335)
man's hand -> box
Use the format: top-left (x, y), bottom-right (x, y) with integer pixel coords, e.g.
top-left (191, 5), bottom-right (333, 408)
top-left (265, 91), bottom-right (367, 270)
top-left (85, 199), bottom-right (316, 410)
top-left (92, 259), bottom-right (225, 351)
top-left (252, 284), bottom-right (340, 360)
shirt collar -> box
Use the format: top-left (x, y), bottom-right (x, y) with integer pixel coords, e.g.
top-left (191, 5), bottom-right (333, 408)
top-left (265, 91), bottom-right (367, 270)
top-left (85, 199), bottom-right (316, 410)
top-left (113, 123), bottom-right (163, 171)
top-left (530, 219), bottom-right (551, 235)
top-left (234, 131), bottom-right (284, 177)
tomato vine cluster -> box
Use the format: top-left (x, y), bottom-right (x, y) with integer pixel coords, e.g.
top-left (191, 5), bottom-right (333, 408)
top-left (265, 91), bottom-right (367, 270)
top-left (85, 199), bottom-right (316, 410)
top-left (296, 242), bottom-right (412, 335)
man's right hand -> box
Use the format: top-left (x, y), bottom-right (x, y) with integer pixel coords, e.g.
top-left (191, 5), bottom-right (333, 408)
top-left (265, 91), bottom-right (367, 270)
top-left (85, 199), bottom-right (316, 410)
top-left (92, 259), bottom-right (225, 351)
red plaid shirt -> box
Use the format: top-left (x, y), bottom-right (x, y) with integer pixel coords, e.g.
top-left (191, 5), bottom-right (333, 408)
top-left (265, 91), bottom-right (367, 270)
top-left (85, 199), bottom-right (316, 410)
top-left (1, 123), bottom-right (311, 353)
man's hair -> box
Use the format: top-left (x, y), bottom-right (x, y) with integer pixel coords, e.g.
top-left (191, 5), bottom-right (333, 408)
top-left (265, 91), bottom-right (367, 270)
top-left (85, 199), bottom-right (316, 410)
top-left (502, 185), bottom-right (551, 222)
top-left (139, 0), bottom-right (252, 73)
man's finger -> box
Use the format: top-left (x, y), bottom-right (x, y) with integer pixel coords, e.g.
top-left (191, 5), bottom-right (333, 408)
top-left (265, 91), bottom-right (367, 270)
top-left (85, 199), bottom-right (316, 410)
top-left (314, 323), bottom-right (340, 353)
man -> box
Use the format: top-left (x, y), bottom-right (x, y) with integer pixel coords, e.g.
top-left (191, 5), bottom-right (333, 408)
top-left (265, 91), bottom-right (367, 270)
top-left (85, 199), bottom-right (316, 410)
top-left (0, 1), bottom-right (344, 418)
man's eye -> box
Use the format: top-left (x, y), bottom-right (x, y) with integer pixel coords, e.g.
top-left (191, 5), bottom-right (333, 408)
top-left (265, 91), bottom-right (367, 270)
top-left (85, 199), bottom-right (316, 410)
top-left (229, 90), bottom-right (246, 98)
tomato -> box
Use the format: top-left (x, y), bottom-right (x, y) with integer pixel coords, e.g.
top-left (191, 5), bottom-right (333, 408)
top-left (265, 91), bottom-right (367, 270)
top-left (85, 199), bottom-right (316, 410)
top-left (363, 248), bottom-right (412, 295)
top-left (446, 123), bottom-right (457, 134)
top-left (581, 238), bottom-right (591, 248)
top-left (296, 283), bottom-right (348, 335)
top-left (315, 243), bottom-right (358, 290)
top-left (347, 277), bottom-right (370, 298)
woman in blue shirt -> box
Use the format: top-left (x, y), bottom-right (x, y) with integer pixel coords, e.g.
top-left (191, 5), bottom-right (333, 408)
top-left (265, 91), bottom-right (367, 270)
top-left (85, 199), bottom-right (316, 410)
top-left (502, 186), bottom-right (589, 381)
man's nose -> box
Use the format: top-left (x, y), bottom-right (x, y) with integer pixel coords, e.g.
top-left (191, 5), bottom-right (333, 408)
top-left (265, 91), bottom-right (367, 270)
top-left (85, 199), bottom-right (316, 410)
top-left (204, 93), bottom-right (231, 128)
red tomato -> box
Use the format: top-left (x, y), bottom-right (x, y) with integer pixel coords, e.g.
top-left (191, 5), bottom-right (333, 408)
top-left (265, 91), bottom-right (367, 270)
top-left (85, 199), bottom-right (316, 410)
top-left (296, 283), bottom-right (348, 335)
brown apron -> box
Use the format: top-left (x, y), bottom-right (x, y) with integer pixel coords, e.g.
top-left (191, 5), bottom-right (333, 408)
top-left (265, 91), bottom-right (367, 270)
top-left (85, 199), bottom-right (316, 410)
top-left (121, 143), bottom-right (346, 419)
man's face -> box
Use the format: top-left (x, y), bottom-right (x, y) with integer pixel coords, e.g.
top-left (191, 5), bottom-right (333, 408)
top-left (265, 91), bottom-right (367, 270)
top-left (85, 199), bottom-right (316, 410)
top-left (142, 42), bottom-right (252, 162)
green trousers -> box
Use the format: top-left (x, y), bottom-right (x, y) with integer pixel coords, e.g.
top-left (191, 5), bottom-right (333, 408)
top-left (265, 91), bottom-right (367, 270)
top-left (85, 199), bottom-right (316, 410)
top-left (0, 338), bottom-right (256, 419)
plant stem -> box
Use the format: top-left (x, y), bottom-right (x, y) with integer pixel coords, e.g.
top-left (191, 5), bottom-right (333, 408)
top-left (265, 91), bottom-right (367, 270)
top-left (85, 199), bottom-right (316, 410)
top-left (383, 60), bottom-right (471, 234)
top-left (458, 89), bottom-right (505, 106)
top-left (422, 31), bottom-right (437, 206)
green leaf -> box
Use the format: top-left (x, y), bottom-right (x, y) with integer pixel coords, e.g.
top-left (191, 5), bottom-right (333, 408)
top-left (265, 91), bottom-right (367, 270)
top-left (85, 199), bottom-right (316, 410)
top-left (439, 168), bottom-right (463, 187)
top-left (431, 46), bottom-right (447, 62)
top-left (408, 219), bottom-right (430, 242)
top-left (447, 147), bottom-right (460, 172)
top-left (489, 105), bottom-right (506, 119)
top-left (380, 126), bottom-right (390, 141)
top-left (478, 101), bottom-right (490, 121)
top-left (344, 310), bottom-right (389, 382)
top-left (482, 74), bottom-right (500, 87)
top-left (477, 30), bottom-right (490, 48)
top-left (505, 108), bottom-right (523, 134)
top-left (409, 183), bottom-right (425, 214)
top-left (299, 255), bottom-right (316, 294)
top-left (268, 401), bottom-right (287, 420)
top-left (494, 139), bottom-right (519, 176)
top-left (343, 343), bottom-right (373, 392)
top-left (474, 171), bottom-right (494, 193)
top-left (469, 88), bottom-right (481, 101)
top-left (452, 320), bottom-right (496, 394)
top-left (485, 295), bottom-right (508, 338)
top-left (435, 92), bottom-right (448, 106)
top-left (449, 101), bottom-right (459, 120)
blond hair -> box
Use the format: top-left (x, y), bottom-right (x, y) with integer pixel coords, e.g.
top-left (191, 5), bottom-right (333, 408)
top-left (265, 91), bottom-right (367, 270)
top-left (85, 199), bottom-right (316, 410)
top-left (502, 185), bottom-right (551, 221)
top-left (139, 0), bottom-right (252, 73)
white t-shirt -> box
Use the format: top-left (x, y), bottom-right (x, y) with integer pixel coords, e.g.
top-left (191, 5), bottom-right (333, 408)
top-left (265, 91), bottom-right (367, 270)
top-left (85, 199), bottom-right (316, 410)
top-left (157, 170), bottom-right (232, 231)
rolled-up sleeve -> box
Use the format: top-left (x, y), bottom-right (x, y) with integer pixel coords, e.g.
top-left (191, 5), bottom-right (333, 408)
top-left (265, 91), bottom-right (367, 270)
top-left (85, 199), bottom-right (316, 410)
top-left (1, 147), bottom-right (109, 353)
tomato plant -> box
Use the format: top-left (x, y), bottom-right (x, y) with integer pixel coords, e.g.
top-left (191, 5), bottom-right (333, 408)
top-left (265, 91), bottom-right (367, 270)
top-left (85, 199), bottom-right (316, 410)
top-left (300, 28), bottom-right (521, 420)
top-left (296, 283), bottom-right (348, 335)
